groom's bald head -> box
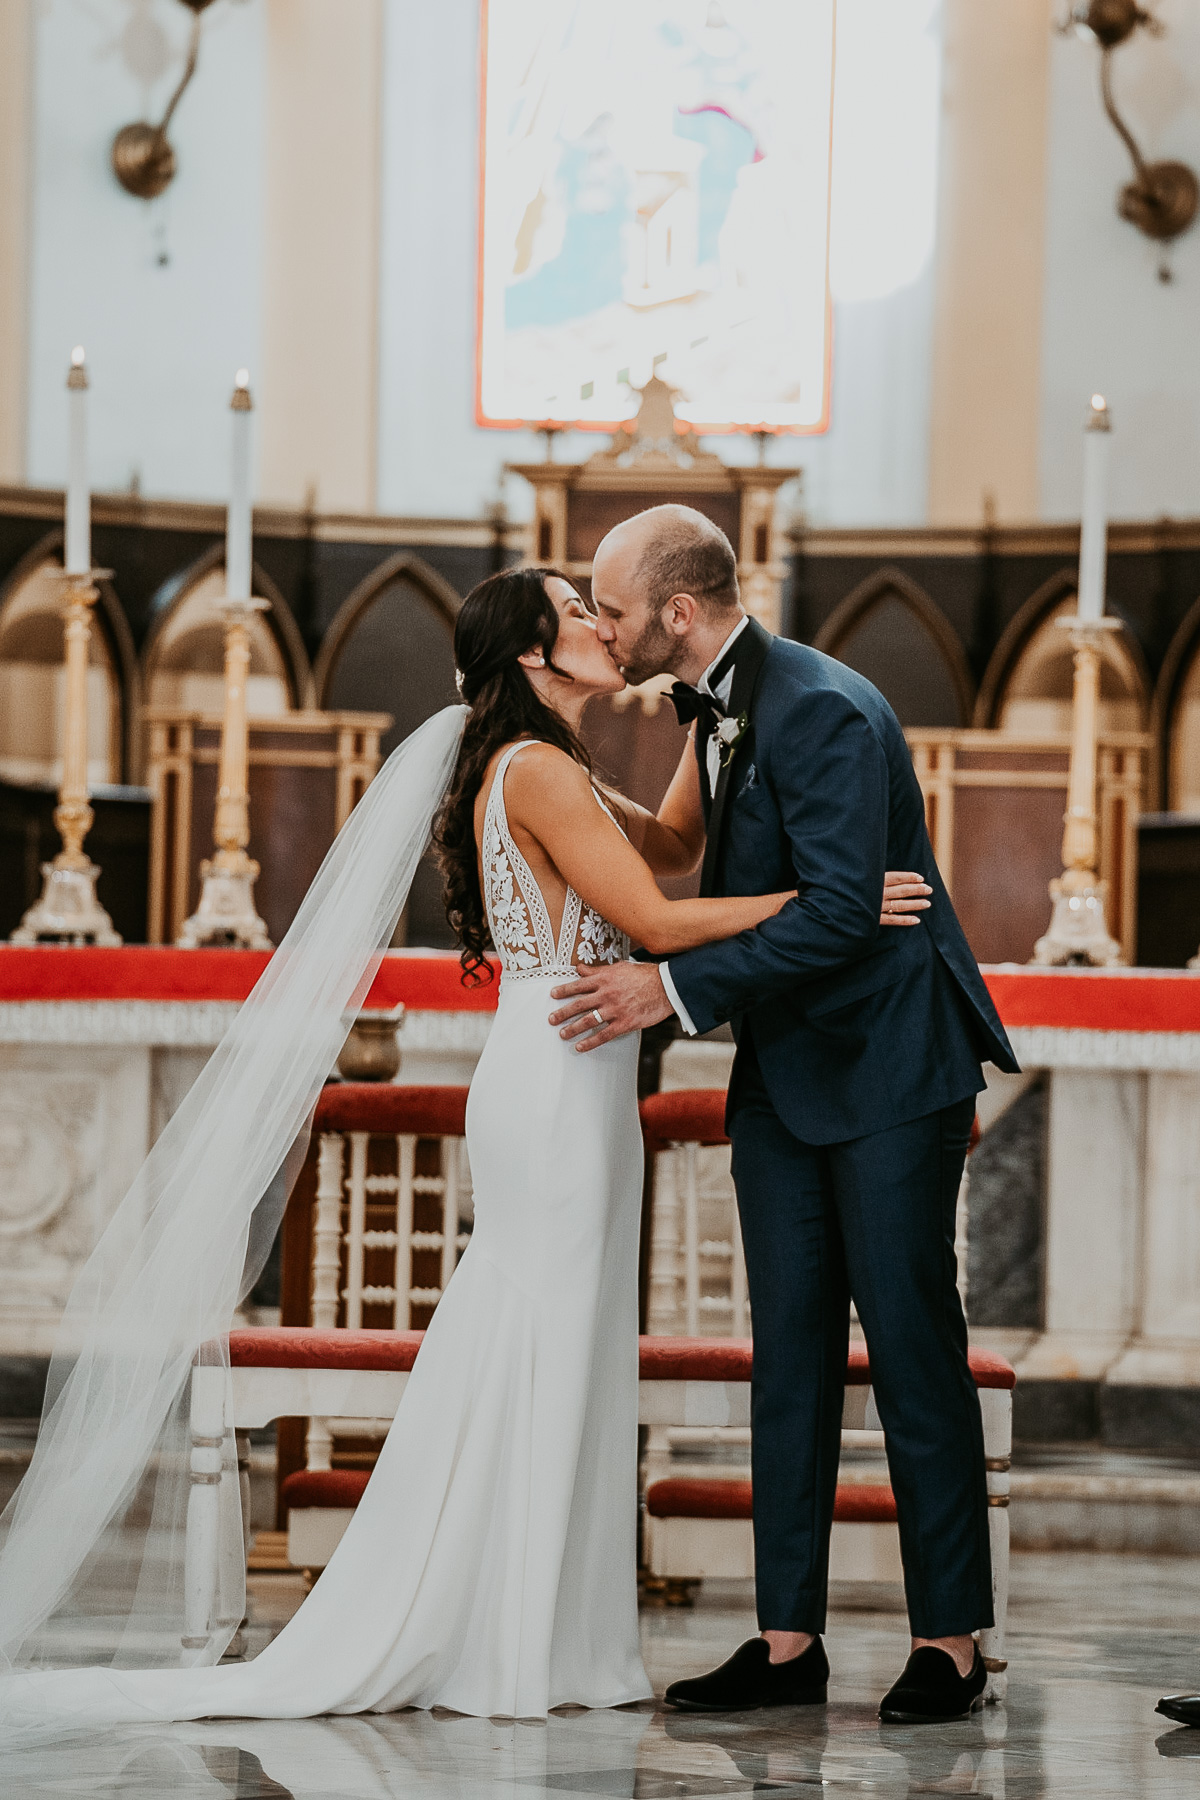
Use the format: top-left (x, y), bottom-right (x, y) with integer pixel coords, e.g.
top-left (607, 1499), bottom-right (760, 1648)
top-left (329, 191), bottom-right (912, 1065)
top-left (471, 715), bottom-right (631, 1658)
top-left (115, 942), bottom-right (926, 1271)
top-left (591, 504), bottom-right (744, 686)
top-left (599, 504), bottom-right (739, 617)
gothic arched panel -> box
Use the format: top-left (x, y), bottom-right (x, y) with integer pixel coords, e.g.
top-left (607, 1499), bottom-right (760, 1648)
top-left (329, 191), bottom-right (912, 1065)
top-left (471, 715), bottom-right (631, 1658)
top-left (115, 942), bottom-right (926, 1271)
top-left (140, 549), bottom-right (309, 766)
top-left (1156, 596), bottom-right (1200, 813)
top-left (0, 536), bottom-right (133, 787)
top-left (813, 569), bottom-right (974, 728)
top-left (316, 555), bottom-right (462, 946)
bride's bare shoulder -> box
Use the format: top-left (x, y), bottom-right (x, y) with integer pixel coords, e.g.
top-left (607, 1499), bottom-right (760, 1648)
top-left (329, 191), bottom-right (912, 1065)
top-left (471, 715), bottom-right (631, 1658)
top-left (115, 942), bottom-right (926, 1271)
top-left (496, 741), bottom-right (597, 829)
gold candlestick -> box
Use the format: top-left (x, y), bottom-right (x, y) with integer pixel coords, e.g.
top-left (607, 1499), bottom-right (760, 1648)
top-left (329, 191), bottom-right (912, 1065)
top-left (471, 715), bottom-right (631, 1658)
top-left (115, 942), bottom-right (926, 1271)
top-left (1031, 615), bottom-right (1124, 967)
top-left (177, 596), bottom-right (272, 950)
top-left (11, 571), bottom-right (122, 945)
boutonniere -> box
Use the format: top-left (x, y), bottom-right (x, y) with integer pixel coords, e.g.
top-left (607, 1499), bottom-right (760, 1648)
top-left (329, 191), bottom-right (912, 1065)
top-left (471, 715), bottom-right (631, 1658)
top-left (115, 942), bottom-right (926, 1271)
top-left (713, 711), bottom-right (749, 769)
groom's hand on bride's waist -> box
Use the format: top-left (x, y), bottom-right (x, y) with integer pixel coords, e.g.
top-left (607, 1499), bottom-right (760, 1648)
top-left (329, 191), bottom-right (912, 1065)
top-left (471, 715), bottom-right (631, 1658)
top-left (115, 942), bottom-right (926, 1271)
top-left (548, 870), bottom-right (930, 1051)
top-left (549, 962), bottom-right (673, 1051)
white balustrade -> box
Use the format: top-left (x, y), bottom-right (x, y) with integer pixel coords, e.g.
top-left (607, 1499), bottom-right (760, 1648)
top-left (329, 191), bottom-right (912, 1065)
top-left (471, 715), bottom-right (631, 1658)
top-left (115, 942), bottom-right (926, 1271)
top-left (304, 1123), bottom-right (473, 1474)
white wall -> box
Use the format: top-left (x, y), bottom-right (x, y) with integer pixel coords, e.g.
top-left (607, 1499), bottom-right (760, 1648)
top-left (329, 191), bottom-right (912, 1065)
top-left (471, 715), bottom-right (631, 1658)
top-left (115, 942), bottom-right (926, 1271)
top-left (377, 0), bottom-right (578, 523)
top-left (1039, 2), bottom-right (1200, 522)
top-left (20, 0), bottom-right (1200, 529)
top-left (376, 0), bottom-right (944, 527)
top-left (0, 0), bottom-right (33, 485)
top-left (26, 0), bottom-right (265, 503)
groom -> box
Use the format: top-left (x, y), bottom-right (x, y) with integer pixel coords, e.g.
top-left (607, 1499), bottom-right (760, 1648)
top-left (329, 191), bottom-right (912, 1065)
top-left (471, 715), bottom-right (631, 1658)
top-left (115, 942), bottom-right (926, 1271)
top-left (549, 504), bottom-right (1019, 1723)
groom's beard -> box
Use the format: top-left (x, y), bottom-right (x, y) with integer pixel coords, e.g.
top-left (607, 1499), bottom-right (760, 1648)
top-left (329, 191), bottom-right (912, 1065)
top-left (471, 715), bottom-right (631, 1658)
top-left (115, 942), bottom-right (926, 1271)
top-left (616, 614), bottom-right (681, 688)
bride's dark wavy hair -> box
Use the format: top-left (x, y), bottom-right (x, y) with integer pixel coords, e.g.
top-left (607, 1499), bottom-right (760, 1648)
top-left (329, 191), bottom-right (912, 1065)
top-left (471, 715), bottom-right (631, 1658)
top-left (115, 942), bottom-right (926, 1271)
top-left (433, 567), bottom-right (593, 984)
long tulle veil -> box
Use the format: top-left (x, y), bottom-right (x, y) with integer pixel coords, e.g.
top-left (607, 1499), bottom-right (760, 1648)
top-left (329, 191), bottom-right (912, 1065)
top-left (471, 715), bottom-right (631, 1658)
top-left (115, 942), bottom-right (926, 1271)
top-left (0, 704), bottom-right (469, 1676)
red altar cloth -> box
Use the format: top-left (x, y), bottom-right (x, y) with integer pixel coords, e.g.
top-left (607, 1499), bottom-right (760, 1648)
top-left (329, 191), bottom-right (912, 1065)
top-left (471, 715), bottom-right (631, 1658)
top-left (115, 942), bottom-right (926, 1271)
top-left (0, 946), bottom-right (501, 1011)
top-left (982, 964), bottom-right (1200, 1033)
top-left (2, 948), bottom-right (1200, 1031)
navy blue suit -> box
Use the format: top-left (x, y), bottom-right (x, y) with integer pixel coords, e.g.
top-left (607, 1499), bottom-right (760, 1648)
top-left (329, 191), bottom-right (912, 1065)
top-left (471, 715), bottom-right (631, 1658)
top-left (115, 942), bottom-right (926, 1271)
top-left (668, 619), bottom-right (1018, 1637)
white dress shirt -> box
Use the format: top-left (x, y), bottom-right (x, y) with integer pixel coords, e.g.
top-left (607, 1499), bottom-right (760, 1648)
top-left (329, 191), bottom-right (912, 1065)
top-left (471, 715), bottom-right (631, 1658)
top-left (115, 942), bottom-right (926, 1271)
top-left (660, 614), bottom-right (750, 1037)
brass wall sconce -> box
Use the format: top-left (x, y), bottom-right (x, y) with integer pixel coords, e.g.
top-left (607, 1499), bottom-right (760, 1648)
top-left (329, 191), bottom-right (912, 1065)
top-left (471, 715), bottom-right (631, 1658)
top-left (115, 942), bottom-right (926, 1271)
top-left (111, 0), bottom-right (216, 200)
top-left (1061, 0), bottom-right (1198, 274)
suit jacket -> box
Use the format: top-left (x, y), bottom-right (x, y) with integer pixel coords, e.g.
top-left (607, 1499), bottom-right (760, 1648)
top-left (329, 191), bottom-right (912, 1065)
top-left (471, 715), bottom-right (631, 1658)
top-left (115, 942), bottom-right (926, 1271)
top-left (667, 618), bottom-right (1020, 1146)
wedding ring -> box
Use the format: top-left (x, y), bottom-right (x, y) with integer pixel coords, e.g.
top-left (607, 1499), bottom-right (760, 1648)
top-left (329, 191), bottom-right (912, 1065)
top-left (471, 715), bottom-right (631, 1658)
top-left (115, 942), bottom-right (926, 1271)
top-left (592, 1009), bottom-right (605, 1026)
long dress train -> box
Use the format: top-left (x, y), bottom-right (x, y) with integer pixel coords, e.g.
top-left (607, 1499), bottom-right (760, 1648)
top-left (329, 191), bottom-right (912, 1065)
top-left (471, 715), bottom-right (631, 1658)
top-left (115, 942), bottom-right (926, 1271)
top-left (3, 741), bottom-right (652, 1727)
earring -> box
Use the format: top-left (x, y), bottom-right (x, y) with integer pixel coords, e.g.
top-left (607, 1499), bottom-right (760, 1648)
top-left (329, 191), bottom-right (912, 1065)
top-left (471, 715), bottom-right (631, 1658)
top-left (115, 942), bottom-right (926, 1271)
top-left (530, 655), bottom-right (545, 666)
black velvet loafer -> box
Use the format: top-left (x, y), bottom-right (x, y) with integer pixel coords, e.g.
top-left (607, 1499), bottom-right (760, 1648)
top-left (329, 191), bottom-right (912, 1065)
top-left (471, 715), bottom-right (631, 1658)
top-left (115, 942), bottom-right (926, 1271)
top-left (663, 1636), bottom-right (829, 1712)
top-left (878, 1645), bottom-right (987, 1723)
top-left (1157, 1694), bottom-right (1200, 1727)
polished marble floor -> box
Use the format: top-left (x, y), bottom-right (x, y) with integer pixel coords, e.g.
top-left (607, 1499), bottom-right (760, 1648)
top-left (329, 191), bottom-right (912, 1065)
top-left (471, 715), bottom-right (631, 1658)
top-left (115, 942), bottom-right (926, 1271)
top-left (7, 1552), bottom-right (1200, 1797)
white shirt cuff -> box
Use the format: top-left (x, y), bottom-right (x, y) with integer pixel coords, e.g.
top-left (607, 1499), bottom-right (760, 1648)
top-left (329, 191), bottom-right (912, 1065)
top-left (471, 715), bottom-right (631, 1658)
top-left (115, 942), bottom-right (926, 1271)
top-left (659, 962), bottom-right (698, 1037)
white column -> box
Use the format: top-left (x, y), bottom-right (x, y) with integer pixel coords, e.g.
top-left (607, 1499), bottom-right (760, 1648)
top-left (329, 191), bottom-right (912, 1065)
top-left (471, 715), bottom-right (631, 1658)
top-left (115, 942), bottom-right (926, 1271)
top-left (1019, 1069), bottom-right (1142, 1382)
top-left (1108, 1073), bottom-right (1200, 1388)
top-left (260, 0), bottom-right (382, 510)
top-left (927, 0), bottom-right (1052, 524)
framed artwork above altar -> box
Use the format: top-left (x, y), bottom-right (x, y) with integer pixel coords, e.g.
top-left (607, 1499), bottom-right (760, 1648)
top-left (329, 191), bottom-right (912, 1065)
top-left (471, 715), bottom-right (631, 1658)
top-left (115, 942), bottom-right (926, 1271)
top-left (477, 0), bottom-right (835, 436)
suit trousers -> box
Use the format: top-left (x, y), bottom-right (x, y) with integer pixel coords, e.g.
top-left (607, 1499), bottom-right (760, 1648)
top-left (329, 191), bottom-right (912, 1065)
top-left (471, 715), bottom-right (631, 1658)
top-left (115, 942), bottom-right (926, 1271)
top-left (727, 1046), bottom-right (993, 1639)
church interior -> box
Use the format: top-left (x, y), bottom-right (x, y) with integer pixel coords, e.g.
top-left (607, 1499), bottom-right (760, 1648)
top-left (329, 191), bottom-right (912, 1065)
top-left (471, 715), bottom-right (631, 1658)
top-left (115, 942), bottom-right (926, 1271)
top-left (6, 0), bottom-right (1200, 1790)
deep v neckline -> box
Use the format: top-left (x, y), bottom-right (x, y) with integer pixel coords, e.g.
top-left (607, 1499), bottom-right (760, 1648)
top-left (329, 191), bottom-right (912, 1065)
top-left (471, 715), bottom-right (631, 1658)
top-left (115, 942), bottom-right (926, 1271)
top-left (480, 742), bottom-right (629, 978)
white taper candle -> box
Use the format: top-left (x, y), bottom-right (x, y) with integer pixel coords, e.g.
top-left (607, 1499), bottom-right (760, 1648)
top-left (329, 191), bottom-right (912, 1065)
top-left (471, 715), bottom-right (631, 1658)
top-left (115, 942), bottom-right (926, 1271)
top-left (1077, 394), bottom-right (1111, 623)
top-left (226, 369), bottom-right (253, 601)
top-left (65, 347), bottom-right (90, 575)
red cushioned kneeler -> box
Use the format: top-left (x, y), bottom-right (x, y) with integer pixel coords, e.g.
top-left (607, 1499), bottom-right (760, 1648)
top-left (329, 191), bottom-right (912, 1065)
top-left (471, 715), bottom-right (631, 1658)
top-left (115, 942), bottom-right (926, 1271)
top-left (312, 1086), bottom-right (469, 1139)
top-left (645, 1478), bottom-right (897, 1526)
top-left (231, 1328), bottom-right (1015, 1390)
top-left (281, 1469), bottom-right (371, 1510)
top-left (639, 1089), bottom-right (729, 1153)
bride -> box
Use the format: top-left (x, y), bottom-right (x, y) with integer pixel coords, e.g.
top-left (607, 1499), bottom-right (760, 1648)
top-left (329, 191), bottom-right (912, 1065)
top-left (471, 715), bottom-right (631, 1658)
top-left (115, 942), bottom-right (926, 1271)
top-left (0, 566), bottom-right (914, 1733)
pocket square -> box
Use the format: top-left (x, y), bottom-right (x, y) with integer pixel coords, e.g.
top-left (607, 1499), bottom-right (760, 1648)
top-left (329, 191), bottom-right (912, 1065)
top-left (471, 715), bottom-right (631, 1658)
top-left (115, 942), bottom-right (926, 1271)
top-left (738, 763), bottom-right (759, 796)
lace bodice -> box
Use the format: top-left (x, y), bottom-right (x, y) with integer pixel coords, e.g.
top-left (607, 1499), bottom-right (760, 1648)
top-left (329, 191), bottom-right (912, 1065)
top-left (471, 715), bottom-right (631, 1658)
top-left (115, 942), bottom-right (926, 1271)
top-left (482, 742), bottom-right (630, 979)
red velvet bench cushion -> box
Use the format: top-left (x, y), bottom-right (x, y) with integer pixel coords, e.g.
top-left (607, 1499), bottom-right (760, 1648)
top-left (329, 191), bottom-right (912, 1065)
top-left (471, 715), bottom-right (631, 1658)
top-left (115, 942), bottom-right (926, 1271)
top-left (228, 1330), bottom-right (1014, 1391)
top-left (312, 1085), bottom-right (469, 1137)
top-left (280, 1471), bottom-right (900, 1524)
top-left (645, 1477), bottom-right (897, 1526)
top-left (229, 1327), bottom-right (425, 1371)
top-left (281, 1468), bottom-right (371, 1510)
top-left (639, 1090), bottom-right (729, 1153)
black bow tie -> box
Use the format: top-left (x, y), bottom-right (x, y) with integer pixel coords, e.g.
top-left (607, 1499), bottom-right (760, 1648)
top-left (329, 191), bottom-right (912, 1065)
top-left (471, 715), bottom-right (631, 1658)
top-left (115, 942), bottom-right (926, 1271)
top-left (669, 683), bottom-right (724, 729)
top-left (669, 633), bottom-right (744, 729)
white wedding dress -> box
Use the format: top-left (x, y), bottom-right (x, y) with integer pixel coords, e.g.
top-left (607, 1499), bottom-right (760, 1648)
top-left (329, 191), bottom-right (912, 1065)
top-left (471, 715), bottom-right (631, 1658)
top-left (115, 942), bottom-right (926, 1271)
top-left (3, 740), bottom-right (652, 1728)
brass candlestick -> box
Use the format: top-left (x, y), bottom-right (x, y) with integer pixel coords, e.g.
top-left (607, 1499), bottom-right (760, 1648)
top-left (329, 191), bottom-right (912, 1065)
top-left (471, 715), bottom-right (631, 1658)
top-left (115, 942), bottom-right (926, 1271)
top-left (1032, 616), bottom-right (1124, 967)
top-left (177, 596), bottom-right (272, 949)
top-left (11, 571), bottom-right (122, 945)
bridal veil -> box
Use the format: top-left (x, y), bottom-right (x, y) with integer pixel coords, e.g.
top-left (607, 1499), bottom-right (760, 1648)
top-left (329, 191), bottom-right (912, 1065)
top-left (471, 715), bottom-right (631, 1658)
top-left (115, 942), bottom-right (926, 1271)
top-left (0, 704), bottom-right (468, 1679)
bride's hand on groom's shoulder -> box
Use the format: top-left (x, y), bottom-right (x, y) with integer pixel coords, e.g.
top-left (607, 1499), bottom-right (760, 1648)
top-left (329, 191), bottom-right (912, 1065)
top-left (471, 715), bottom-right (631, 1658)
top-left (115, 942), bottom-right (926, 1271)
top-left (548, 962), bottom-right (673, 1051)
top-left (882, 870), bottom-right (932, 926)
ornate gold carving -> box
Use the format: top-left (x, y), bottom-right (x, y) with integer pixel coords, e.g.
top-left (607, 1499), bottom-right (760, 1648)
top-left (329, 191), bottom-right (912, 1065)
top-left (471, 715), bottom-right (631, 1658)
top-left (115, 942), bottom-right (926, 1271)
top-left (583, 376), bottom-right (723, 475)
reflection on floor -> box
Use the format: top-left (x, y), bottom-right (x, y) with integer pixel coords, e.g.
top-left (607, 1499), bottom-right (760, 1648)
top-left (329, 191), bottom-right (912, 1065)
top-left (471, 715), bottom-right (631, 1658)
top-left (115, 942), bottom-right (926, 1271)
top-left (7, 1551), bottom-right (1200, 1796)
